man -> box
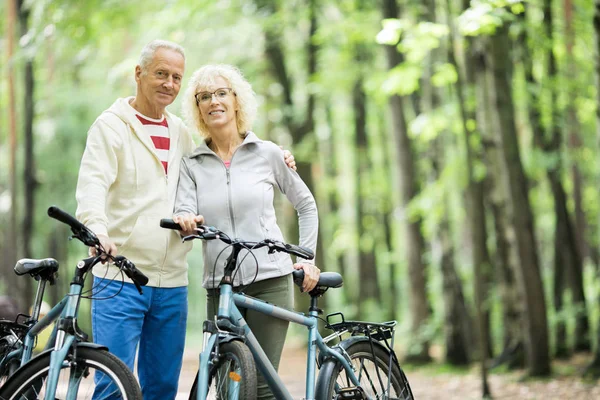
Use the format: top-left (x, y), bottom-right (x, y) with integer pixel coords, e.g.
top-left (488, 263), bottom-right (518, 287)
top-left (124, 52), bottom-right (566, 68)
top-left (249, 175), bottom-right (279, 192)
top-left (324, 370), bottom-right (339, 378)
top-left (76, 40), bottom-right (295, 399)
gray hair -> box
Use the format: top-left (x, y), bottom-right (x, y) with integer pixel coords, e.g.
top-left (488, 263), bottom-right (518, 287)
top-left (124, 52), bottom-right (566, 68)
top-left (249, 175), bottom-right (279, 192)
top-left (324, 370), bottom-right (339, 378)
top-left (139, 40), bottom-right (185, 72)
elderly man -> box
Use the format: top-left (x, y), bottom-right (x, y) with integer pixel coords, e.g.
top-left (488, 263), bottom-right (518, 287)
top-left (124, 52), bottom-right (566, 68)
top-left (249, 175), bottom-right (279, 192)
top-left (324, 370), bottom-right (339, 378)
top-left (76, 40), bottom-right (295, 399)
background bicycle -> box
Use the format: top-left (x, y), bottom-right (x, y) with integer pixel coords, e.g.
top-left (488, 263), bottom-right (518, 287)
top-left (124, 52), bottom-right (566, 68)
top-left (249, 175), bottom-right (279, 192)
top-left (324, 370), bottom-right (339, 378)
top-left (0, 206), bottom-right (146, 400)
top-left (161, 220), bottom-right (414, 400)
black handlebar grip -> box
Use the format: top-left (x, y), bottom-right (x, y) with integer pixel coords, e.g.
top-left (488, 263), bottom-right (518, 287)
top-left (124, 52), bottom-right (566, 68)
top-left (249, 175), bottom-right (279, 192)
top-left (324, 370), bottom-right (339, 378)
top-left (129, 266), bottom-right (149, 286)
top-left (114, 256), bottom-right (149, 286)
top-left (160, 219), bottom-right (182, 230)
top-left (48, 206), bottom-right (87, 232)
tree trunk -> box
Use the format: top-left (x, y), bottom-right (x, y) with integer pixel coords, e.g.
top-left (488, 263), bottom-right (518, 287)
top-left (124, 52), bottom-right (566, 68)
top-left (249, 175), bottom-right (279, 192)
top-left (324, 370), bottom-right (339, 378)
top-left (353, 76), bottom-right (381, 316)
top-left (381, 0), bottom-right (431, 362)
top-left (376, 112), bottom-right (400, 321)
top-left (5, 0), bottom-right (21, 307)
top-left (448, 0), bottom-right (492, 393)
top-left (489, 23), bottom-right (550, 377)
top-left (18, 0), bottom-right (35, 308)
top-left (584, 0), bottom-right (600, 377)
top-left (475, 44), bottom-right (525, 368)
top-left (562, 0), bottom-right (590, 353)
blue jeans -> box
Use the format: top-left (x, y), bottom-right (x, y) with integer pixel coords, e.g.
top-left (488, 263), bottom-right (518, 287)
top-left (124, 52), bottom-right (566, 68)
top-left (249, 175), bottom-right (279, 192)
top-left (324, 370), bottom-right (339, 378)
top-left (91, 277), bottom-right (187, 400)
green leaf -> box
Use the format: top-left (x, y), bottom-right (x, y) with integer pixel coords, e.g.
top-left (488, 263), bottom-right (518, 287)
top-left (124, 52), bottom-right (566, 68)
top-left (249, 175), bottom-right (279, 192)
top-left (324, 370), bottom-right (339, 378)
top-left (431, 63), bottom-right (458, 87)
top-left (382, 64), bottom-right (422, 96)
top-left (375, 18), bottom-right (404, 45)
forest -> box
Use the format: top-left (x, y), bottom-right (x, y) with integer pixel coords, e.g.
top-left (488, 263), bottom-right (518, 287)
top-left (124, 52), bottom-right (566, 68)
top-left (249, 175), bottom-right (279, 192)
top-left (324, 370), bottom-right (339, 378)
top-left (2, 0), bottom-right (600, 397)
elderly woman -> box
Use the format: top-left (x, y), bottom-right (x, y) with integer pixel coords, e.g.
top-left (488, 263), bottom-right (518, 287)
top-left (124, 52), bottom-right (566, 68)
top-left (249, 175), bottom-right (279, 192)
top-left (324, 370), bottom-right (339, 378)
top-left (173, 64), bottom-right (320, 399)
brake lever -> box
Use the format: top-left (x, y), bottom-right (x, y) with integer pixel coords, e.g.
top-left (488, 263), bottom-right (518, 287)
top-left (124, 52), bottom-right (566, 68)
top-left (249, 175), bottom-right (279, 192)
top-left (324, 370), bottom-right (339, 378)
top-left (132, 280), bottom-right (143, 295)
top-left (114, 257), bottom-right (144, 295)
top-left (182, 234), bottom-right (202, 242)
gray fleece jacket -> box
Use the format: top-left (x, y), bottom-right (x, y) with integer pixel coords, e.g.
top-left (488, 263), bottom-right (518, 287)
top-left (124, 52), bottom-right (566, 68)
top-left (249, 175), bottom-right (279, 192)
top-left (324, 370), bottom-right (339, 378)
top-left (173, 132), bottom-right (318, 288)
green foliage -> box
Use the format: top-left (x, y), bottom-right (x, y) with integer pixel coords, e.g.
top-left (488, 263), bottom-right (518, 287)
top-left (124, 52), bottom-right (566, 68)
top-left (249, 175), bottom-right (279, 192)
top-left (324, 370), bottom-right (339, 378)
top-left (377, 19), bottom-right (448, 96)
top-left (458, 0), bottom-right (524, 36)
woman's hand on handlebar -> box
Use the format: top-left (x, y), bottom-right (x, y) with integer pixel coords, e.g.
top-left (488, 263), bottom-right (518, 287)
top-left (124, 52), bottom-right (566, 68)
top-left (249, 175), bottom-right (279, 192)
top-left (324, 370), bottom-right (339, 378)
top-left (293, 262), bottom-right (320, 293)
top-left (89, 234), bottom-right (117, 263)
top-left (173, 214), bottom-right (205, 236)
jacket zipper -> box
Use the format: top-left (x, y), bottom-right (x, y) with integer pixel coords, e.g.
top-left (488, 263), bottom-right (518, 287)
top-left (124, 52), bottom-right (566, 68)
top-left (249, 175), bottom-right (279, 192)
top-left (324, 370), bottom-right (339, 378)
top-left (225, 163), bottom-right (242, 285)
top-left (203, 140), bottom-right (250, 287)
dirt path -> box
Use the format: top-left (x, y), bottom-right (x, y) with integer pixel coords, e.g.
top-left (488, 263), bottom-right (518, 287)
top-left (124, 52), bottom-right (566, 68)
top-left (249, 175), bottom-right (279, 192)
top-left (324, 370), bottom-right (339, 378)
top-left (176, 344), bottom-right (600, 399)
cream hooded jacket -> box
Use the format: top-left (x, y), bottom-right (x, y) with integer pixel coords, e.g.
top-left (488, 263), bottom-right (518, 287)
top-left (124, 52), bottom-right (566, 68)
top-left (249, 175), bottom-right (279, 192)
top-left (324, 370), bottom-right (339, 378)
top-left (76, 97), bottom-right (194, 287)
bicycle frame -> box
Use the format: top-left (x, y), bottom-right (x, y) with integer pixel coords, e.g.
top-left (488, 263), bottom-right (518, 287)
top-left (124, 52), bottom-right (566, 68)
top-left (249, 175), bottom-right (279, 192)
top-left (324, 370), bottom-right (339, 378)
top-left (42, 277), bottom-right (86, 400)
top-left (8, 257), bottom-right (100, 400)
top-left (197, 282), bottom-right (361, 400)
top-left (0, 273), bottom-right (86, 400)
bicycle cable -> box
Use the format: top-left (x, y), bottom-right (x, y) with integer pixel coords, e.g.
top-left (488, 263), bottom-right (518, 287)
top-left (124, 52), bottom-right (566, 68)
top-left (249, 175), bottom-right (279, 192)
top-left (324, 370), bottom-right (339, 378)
top-left (231, 242), bottom-right (261, 294)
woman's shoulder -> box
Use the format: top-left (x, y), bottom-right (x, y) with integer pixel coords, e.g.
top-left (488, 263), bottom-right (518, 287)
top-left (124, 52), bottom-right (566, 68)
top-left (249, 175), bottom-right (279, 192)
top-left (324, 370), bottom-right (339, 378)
top-left (245, 133), bottom-right (281, 157)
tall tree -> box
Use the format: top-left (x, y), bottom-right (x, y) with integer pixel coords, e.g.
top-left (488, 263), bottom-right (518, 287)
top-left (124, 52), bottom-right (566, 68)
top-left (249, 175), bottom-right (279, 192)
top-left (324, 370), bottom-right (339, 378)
top-left (381, 0), bottom-right (431, 362)
top-left (18, 0), bottom-right (35, 307)
top-left (561, 0), bottom-right (590, 353)
top-left (519, 0), bottom-right (589, 357)
top-left (585, 0), bottom-right (600, 377)
top-left (489, 22), bottom-right (551, 376)
top-left (475, 40), bottom-right (524, 368)
top-left (421, 0), bottom-right (472, 367)
top-left (4, 0), bottom-right (21, 306)
top-left (353, 74), bottom-right (381, 314)
top-left (449, 0), bottom-right (492, 393)
top-left (254, 0), bottom-right (324, 311)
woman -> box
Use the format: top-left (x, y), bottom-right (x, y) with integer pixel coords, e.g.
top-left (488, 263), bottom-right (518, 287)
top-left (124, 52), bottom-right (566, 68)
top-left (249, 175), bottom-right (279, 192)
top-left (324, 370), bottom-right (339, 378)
top-left (173, 64), bottom-right (320, 399)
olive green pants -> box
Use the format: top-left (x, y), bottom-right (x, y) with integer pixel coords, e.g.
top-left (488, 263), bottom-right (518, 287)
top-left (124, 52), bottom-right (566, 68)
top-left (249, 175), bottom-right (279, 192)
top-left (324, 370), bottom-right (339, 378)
top-left (206, 274), bottom-right (293, 400)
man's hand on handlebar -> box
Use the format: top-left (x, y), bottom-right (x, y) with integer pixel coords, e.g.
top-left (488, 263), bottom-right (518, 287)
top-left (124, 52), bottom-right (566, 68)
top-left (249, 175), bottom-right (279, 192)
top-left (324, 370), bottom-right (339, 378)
top-left (89, 234), bottom-right (117, 263)
top-left (294, 262), bottom-right (320, 293)
top-left (173, 214), bottom-right (205, 236)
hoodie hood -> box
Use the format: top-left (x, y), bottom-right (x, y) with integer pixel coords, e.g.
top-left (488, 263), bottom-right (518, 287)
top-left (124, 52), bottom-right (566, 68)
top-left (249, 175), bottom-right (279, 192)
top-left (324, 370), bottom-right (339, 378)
top-left (103, 97), bottom-right (185, 176)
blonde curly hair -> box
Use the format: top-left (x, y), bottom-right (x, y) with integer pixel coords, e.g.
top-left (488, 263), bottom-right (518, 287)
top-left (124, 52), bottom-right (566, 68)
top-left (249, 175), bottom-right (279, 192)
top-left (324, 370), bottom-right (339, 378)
top-left (182, 64), bottom-right (258, 139)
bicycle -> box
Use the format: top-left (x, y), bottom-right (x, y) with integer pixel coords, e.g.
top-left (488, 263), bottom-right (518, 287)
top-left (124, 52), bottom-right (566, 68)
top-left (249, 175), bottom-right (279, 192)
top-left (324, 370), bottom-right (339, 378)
top-left (0, 206), bottom-right (147, 400)
top-left (160, 219), bottom-right (414, 400)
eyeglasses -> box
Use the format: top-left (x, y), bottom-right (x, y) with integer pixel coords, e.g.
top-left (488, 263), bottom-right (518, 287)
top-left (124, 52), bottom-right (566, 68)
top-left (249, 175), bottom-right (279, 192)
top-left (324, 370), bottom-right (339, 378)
top-left (195, 88), bottom-right (235, 104)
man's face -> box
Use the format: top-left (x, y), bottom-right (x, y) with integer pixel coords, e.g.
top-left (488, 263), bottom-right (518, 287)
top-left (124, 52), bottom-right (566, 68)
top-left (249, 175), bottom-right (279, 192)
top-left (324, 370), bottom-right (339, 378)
top-left (135, 48), bottom-right (185, 109)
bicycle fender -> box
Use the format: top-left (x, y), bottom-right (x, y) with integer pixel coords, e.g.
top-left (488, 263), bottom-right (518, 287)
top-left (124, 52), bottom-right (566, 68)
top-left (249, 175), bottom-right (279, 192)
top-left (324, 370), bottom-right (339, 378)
top-left (218, 332), bottom-right (245, 345)
top-left (318, 335), bottom-right (383, 364)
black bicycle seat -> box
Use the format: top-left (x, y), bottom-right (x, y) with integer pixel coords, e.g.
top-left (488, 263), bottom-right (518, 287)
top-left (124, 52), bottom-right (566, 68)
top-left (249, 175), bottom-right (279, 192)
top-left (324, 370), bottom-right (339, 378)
top-left (14, 258), bottom-right (59, 280)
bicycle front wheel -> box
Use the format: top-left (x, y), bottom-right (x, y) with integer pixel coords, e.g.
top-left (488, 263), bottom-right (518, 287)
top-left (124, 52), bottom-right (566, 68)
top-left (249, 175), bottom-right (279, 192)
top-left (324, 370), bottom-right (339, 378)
top-left (0, 346), bottom-right (142, 400)
top-left (189, 340), bottom-right (257, 400)
top-left (316, 340), bottom-right (414, 400)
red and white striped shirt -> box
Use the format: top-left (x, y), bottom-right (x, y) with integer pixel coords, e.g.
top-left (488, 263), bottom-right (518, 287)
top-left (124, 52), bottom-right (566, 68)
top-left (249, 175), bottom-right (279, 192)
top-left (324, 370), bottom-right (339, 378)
top-left (135, 114), bottom-right (170, 174)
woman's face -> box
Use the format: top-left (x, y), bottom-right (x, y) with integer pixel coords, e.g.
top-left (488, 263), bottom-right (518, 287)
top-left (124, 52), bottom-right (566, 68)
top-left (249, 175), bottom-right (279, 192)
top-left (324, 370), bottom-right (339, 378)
top-left (195, 76), bottom-right (238, 133)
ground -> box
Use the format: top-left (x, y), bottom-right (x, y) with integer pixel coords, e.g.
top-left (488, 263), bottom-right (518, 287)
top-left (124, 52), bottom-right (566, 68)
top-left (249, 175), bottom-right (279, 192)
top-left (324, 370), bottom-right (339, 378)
top-left (176, 344), bottom-right (600, 399)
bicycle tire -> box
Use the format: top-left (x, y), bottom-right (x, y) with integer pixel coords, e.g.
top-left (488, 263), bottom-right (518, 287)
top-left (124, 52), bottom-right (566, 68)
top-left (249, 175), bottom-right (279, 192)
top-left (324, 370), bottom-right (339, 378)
top-left (189, 340), bottom-right (257, 400)
top-left (0, 346), bottom-right (142, 400)
top-left (316, 340), bottom-right (414, 400)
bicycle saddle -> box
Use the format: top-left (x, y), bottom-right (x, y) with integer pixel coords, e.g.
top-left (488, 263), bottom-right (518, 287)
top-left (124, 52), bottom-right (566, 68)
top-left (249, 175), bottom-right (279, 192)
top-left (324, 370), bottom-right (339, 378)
top-left (292, 270), bottom-right (343, 296)
top-left (14, 258), bottom-right (59, 281)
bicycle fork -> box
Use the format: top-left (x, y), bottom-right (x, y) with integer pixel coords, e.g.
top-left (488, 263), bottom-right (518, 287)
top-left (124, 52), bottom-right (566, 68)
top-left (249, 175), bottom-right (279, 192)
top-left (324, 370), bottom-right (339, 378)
top-left (43, 282), bottom-right (83, 400)
top-left (197, 323), bottom-right (218, 399)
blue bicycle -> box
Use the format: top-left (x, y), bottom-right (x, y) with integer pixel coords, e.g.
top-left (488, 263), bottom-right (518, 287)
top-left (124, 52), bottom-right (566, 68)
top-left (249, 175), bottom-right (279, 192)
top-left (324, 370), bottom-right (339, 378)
top-left (0, 206), bottom-right (146, 399)
top-left (161, 220), bottom-right (414, 400)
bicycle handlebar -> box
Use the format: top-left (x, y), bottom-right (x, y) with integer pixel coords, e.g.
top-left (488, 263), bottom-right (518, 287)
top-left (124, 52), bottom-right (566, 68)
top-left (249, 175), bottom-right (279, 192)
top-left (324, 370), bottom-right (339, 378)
top-left (160, 219), bottom-right (315, 260)
top-left (48, 206), bottom-right (99, 247)
top-left (48, 206), bottom-right (149, 292)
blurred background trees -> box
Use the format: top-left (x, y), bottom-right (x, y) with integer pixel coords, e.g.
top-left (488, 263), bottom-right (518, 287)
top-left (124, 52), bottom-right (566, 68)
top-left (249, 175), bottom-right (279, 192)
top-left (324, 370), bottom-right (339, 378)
top-left (3, 0), bottom-right (600, 391)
